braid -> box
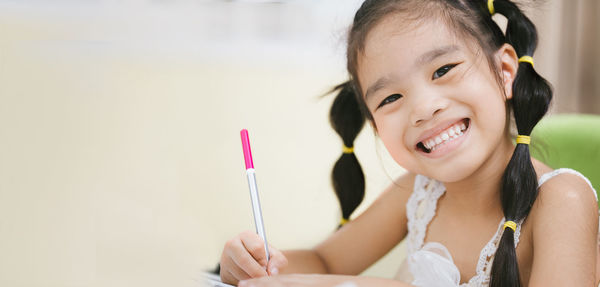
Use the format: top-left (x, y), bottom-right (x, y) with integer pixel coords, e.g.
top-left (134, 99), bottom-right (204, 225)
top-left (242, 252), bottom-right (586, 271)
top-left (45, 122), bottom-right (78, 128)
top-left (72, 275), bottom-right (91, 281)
top-left (488, 1), bottom-right (553, 286)
top-left (329, 81), bottom-right (366, 228)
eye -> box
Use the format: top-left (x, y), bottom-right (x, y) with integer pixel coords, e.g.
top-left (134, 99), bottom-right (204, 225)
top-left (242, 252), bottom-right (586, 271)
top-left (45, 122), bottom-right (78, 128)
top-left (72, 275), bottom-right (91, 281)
top-left (432, 63), bottom-right (458, 80)
top-left (377, 94), bottom-right (403, 109)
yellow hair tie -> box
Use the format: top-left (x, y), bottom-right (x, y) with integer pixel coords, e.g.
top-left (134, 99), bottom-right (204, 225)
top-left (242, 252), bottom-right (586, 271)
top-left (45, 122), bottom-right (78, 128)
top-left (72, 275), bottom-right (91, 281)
top-left (518, 56), bottom-right (535, 68)
top-left (488, 0), bottom-right (495, 15)
top-left (516, 135), bottom-right (531, 145)
top-left (503, 221), bottom-right (517, 232)
top-left (342, 145), bottom-right (354, 154)
top-left (340, 218), bottom-right (349, 226)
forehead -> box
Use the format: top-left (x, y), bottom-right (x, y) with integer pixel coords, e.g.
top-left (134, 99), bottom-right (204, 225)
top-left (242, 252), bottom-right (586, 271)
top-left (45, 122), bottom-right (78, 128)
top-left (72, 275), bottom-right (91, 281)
top-left (360, 14), bottom-right (462, 65)
top-left (356, 14), bottom-right (477, 88)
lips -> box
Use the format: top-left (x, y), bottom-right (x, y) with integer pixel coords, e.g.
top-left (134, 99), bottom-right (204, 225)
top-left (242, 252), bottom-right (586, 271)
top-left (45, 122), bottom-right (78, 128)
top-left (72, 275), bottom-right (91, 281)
top-left (416, 118), bottom-right (470, 153)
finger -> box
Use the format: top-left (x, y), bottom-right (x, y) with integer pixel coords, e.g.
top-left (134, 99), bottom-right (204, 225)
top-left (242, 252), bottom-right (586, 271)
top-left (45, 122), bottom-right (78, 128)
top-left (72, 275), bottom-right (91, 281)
top-left (228, 237), bottom-right (269, 278)
top-left (266, 246), bottom-right (288, 275)
top-left (220, 252), bottom-right (251, 284)
top-left (240, 231), bottom-right (270, 267)
top-left (224, 265), bottom-right (251, 285)
top-left (221, 236), bottom-right (266, 282)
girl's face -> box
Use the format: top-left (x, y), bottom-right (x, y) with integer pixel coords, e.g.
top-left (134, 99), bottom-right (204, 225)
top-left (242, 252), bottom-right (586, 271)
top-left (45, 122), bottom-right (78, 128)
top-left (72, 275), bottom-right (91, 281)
top-left (357, 16), bottom-right (516, 182)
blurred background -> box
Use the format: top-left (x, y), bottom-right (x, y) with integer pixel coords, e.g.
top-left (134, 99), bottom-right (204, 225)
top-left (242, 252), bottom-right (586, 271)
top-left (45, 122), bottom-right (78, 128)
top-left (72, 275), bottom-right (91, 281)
top-left (0, 0), bottom-right (598, 286)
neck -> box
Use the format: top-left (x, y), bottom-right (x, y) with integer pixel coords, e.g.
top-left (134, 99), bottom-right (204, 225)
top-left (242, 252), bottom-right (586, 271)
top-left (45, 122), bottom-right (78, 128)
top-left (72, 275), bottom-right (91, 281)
top-left (442, 137), bottom-right (515, 217)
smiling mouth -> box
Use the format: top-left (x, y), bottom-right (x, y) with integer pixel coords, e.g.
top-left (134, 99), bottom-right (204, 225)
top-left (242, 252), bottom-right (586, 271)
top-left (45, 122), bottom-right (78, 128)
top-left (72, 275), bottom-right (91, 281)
top-left (416, 119), bottom-right (470, 153)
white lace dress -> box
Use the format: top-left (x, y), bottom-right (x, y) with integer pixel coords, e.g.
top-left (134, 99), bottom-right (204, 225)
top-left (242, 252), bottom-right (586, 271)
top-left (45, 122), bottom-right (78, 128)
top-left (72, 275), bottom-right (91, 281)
top-left (394, 168), bottom-right (598, 287)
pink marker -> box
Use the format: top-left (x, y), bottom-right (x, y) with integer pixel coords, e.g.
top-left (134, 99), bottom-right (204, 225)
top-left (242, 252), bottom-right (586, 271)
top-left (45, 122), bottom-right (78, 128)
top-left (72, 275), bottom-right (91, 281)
top-left (240, 129), bottom-right (270, 262)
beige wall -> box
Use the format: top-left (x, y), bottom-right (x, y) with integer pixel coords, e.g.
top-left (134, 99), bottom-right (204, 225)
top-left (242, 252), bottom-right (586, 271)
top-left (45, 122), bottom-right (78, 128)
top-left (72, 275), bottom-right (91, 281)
top-left (0, 2), bottom-right (404, 286)
top-left (0, 1), bottom-right (596, 287)
top-left (526, 0), bottom-right (600, 114)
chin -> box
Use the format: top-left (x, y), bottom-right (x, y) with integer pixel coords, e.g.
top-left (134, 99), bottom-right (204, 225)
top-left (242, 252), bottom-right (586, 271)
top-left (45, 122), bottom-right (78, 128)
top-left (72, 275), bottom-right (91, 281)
top-left (428, 170), bottom-right (473, 183)
top-left (420, 159), bottom-right (483, 183)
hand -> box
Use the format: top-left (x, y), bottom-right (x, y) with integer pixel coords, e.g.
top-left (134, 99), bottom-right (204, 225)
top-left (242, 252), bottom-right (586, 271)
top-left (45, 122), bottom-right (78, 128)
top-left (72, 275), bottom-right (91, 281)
top-left (220, 230), bottom-right (288, 285)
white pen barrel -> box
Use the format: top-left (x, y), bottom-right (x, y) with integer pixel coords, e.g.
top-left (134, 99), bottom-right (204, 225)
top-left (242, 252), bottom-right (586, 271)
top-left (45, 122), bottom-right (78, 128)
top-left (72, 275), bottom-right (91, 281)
top-left (245, 168), bottom-right (270, 261)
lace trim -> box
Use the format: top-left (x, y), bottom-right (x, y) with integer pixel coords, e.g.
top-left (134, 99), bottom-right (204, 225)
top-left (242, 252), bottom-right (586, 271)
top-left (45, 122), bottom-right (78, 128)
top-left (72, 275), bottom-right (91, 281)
top-left (464, 218), bottom-right (523, 286)
top-left (405, 168), bottom-right (591, 285)
top-left (406, 175), bottom-right (446, 254)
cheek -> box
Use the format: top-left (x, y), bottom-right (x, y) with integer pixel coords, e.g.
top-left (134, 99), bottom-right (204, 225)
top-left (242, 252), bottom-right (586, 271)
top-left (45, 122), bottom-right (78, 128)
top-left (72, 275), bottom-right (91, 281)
top-left (461, 70), bottom-right (508, 126)
top-left (468, 89), bottom-right (509, 140)
top-left (373, 114), bottom-right (413, 164)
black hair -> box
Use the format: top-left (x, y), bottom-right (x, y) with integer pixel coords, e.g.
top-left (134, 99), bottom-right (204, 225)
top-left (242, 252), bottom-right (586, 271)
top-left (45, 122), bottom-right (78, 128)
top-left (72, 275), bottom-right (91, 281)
top-left (328, 81), bottom-right (366, 227)
top-left (328, 0), bottom-right (553, 285)
top-left (490, 1), bottom-right (552, 286)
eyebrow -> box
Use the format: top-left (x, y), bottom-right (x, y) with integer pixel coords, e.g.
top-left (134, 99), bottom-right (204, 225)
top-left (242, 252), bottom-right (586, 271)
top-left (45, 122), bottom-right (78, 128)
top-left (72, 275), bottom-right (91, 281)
top-left (416, 45), bottom-right (460, 66)
top-left (364, 45), bottom-right (460, 101)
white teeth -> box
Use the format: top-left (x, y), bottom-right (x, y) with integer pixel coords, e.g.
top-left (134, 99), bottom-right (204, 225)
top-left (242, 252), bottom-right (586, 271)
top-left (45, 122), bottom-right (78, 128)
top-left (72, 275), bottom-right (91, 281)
top-left (420, 121), bottom-right (469, 152)
top-left (448, 128), bottom-right (455, 137)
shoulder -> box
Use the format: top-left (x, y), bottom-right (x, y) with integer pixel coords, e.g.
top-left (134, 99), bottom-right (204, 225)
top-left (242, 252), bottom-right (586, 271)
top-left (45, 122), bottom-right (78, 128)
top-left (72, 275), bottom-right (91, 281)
top-left (391, 172), bottom-right (418, 192)
top-left (534, 169), bottom-right (597, 214)
top-left (530, 159), bottom-right (597, 215)
top-left (526, 169), bottom-right (599, 284)
top-left (369, 171), bottom-right (416, 203)
top-left (378, 172), bottom-right (417, 202)
top-left (529, 167), bottom-right (598, 241)
top-left (364, 172), bottom-right (416, 220)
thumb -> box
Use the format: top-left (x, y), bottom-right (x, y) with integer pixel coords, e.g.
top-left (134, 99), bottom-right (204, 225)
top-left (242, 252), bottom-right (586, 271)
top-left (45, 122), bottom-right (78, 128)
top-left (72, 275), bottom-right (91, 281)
top-left (266, 246), bottom-right (288, 276)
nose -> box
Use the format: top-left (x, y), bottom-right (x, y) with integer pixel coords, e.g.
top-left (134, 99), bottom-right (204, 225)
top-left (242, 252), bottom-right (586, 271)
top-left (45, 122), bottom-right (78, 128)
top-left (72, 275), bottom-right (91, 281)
top-left (409, 94), bottom-right (449, 126)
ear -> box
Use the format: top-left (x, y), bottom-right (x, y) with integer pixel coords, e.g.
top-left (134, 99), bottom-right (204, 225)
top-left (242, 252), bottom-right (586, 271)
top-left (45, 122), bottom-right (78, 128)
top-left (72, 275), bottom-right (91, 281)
top-left (495, 44), bottom-right (519, 100)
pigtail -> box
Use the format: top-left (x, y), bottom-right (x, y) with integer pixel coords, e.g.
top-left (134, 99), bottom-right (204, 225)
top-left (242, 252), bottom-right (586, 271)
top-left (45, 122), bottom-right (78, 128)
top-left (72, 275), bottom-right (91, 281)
top-left (329, 81), bottom-right (366, 228)
top-left (488, 1), bottom-right (553, 286)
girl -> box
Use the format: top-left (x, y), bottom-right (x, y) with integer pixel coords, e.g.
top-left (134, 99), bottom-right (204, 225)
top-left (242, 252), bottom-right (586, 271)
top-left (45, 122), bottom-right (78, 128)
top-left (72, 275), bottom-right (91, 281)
top-left (219, 0), bottom-right (599, 286)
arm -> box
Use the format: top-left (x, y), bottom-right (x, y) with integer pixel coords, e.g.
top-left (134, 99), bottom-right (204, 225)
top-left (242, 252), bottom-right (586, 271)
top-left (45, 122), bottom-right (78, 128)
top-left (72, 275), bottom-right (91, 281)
top-left (221, 172), bottom-right (415, 285)
top-left (278, 172), bottom-right (415, 275)
top-left (279, 250), bottom-right (329, 274)
top-left (239, 274), bottom-right (415, 287)
top-left (527, 173), bottom-right (598, 286)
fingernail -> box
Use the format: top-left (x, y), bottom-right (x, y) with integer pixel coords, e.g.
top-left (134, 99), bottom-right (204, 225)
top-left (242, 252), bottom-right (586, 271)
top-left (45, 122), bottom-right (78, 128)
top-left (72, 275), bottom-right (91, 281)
top-left (238, 280), bottom-right (247, 287)
top-left (270, 267), bottom-right (279, 275)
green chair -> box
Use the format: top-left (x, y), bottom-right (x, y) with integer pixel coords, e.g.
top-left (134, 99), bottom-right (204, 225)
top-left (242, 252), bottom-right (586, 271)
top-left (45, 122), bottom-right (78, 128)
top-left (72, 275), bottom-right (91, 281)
top-left (530, 114), bottom-right (600, 204)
